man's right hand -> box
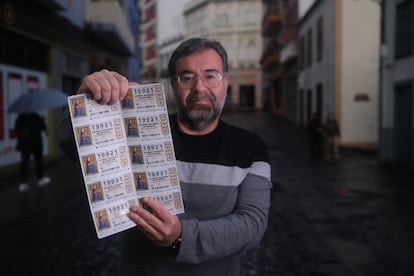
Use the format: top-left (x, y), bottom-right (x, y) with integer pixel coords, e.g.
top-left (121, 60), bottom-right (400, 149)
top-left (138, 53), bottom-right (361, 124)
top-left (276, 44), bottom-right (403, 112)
top-left (77, 69), bottom-right (139, 105)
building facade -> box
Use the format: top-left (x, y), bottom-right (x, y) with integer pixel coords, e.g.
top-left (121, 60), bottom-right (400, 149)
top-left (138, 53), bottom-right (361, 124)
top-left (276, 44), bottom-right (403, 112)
top-left (379, 0), bottom-right (414, 168)
top-left (261, 0), bottom-right (298, 121)
top-left (139, 0), bottom-right (158, 81)
top-left (184, 0), bottom-right (264, 111)
top-left (298, 0), bottom-right (380, 149)
top-left (280, 0), bottom-right (299, 122)
top-left (0, 0), bottom-right (139, 170)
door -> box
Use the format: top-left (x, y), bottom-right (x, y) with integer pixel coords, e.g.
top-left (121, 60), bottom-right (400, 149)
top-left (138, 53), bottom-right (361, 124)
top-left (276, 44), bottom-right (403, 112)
top-left (239, 85), bottom-right (255, 111)
top-left (394, 81), bottom-right (413, 166)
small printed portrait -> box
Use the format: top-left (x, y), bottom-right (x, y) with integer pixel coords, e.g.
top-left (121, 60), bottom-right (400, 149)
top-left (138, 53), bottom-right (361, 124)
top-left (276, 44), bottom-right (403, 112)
top-left (71, 96), bottom-right (87, 117)
top-left (130, 145), bottom-right (144, 164)
top-left (125, 117), bottom-right (139, 137)
top-left (95, 210), bottom-right (111, 230)
top-left (83, 154), bottom-right (98, 175)
top-left (76, 126), bottom-right (92, 146)
top-left (121, 89), bottom-right (134, 109)
top-left (88, 182), bottom-right (104, 203)
top-left (134, 172), bottom-right (148, 191)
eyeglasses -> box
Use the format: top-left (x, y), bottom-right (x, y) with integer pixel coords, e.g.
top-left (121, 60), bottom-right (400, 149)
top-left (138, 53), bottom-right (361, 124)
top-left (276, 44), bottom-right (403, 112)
top-left (176, 71), bottom-right (224, 89)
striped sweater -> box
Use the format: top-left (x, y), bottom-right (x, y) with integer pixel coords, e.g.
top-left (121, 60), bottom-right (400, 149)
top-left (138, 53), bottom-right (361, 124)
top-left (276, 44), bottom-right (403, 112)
top-left (120, 114), bottom-right (272, 276)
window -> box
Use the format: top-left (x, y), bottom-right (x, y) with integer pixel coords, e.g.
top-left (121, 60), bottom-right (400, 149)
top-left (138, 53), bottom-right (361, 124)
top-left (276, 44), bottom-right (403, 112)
top-left (238, 3), bottom-right (256, 25)
top-left (307, 28), bottom-right (312, 67)
top-left (316, 16), bottom-right (323, 62)
top-left (146, 45), bottom-right (156, 60)
top-left (0, 31), bottom-right (47, 71)
top-left (395, 0), bottom-right (413, 58)
top-left (145, 24), bottom-right (156, 41)
top-left (299, 35), bottom-right (305, 70)
top-left (145, 4), bottom-right (156, 22)
top-left (316, 83), bottom-right (323, 118)
top-left (216, 9), bottom-right (230, 27)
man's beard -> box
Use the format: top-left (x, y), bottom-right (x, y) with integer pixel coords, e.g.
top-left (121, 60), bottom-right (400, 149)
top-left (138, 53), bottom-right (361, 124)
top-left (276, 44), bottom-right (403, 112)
top-left (178, 94), bottom-right (224, 131)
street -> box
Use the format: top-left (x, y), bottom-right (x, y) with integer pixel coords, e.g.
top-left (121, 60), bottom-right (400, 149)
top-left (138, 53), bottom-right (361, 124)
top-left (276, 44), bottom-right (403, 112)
top-left (1, 111), bottom-right (413, 276)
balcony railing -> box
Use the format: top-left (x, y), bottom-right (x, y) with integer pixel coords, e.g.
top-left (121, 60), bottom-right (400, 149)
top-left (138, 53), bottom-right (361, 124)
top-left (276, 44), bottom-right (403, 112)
top-left (262, 7), bottom-right (282, 37)
top-left (280, 40), bottom-right (297, 64)
top-left (261, 39), bottom-right (282, 71)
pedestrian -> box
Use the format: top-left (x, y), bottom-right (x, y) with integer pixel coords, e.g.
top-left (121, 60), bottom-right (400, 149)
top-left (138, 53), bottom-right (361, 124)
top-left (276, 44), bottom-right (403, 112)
top-left (76, 37), bottom-right (272, 276)
top-left (308, 112), bottom-right (324, 160)
top-left (15, 112), bottom-right (50, 192)
top-left (323, 112), bottom-right (341, 160)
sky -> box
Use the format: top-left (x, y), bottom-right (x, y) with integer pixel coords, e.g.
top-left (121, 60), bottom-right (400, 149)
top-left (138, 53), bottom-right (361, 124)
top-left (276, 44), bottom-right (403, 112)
top-left (157, 0), bottom-right (190, 43)
top-left (298, 0), bottom-right (316, 18)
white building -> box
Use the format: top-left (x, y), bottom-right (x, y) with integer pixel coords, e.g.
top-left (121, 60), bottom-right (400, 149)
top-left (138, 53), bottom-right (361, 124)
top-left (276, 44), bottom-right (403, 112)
top-left (298, 0), bottom-right (381, 150)
top-left (183, 0), bottom-right (264, 111)
top-left (379, 0), bottom-right (414, 168)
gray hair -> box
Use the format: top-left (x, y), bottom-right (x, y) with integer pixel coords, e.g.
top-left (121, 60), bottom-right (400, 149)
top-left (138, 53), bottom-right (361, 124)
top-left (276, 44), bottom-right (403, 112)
top-left (168, 37), bottom-right (228, 79)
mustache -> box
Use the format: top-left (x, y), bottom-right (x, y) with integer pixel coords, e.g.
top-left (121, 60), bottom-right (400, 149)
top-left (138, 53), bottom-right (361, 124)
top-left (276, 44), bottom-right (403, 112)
top-left (186, 93), bottom-right (216, 104)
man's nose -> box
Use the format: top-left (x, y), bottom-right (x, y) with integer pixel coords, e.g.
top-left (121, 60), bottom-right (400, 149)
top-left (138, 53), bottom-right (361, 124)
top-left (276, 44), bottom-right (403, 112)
top-left (193, 76), bottom-right (207, 90)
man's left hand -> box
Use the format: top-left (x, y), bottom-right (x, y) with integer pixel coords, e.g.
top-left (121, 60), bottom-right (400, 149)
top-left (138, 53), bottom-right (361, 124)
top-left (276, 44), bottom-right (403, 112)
top-left (128, 197), bottom-right (182, 247)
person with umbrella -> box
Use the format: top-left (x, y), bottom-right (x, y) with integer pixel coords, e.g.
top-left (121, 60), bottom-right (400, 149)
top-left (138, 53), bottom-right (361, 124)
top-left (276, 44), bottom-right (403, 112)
top-left (15, 112), bottom-right (50, 192)
top-left (8, 88), bottom-right (67, 192)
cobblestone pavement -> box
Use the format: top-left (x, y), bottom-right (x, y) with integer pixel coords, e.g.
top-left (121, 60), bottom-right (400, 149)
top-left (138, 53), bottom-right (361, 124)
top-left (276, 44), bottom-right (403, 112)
top-left (1, 111), bottom-right (413, 276)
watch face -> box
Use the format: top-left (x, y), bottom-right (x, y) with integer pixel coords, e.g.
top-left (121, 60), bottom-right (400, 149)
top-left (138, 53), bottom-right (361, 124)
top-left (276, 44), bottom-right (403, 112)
top-left (171, 237), bottom-right (182, 253)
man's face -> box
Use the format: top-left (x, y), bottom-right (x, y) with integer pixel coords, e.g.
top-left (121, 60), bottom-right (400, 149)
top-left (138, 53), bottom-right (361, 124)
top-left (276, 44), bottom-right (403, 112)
top-left (171, 49), bottom-right (229, 130)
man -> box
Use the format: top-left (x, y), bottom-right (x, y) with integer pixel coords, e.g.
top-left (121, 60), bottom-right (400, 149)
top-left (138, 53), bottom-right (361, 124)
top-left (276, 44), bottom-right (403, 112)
top-left (308, 112), bottom-right (323, 160)
top-left (77, 38), bottom-right (272, 275)
top-left (323, 112), bottom-right (341, 160)
top-left (15, 112), bottom-right (50, 192)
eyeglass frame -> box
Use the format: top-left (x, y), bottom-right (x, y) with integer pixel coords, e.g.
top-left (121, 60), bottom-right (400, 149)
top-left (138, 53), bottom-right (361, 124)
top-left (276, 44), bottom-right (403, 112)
top-left (175, 70), bottom-right (225, 89)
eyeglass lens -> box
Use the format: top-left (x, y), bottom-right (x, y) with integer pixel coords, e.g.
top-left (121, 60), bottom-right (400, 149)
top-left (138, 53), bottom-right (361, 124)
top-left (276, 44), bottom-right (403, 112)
top-left (178, 71), bottom-right (222, 88)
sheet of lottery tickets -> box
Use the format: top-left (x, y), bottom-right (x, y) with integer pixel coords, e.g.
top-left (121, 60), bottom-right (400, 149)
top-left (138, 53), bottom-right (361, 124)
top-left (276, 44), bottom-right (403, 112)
top-left (67, 83), bottom-right (184, 239)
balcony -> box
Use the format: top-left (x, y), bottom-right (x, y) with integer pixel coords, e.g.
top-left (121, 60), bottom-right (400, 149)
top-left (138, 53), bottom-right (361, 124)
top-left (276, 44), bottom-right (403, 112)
top-left (280, 40), bottom-right (297, 64)
top-left (85, 0), bottom-right (134, 56)
top-left (261, 53), bottom-right (280, 71)
top-left (262, 7), bottom-right (282, 37)
top-left (261, 38), bottom-right (281, 71)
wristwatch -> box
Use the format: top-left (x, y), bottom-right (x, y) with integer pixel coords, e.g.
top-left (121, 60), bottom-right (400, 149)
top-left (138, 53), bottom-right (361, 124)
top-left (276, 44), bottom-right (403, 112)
top-left (170, 237), bottom-right (182, 254)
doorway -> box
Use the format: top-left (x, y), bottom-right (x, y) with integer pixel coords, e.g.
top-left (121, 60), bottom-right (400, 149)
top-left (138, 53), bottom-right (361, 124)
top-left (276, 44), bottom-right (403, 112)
top-left (394, 81), bottom-right (413, 166)
top-left (239, 85), bottom-right (255, 111)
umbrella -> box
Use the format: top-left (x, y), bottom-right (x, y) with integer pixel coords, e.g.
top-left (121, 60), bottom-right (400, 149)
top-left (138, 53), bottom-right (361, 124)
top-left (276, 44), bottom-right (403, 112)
top-left (7, 88), bottom-right (68, 113)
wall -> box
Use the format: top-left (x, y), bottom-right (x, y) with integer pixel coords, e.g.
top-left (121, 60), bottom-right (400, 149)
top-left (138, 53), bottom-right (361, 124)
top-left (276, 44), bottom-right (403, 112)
top-left (297, 0), bottom-right (335, 124)
top-left (340, 0), bottom-right (380, 146)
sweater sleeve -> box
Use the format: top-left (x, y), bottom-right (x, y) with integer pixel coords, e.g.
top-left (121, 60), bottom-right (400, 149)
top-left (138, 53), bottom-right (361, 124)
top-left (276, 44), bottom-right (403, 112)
top-left (175, 163), bottom-right (272, 264)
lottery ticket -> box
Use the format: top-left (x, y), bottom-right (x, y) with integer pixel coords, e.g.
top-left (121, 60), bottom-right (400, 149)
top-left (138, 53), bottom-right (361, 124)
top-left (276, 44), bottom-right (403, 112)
top-left (68, 83), bottom-right (184, 239)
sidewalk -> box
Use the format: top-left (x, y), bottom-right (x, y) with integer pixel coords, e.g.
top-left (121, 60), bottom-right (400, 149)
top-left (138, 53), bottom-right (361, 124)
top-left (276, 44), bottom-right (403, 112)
top-left (1, 111), bottom-right (413, 276)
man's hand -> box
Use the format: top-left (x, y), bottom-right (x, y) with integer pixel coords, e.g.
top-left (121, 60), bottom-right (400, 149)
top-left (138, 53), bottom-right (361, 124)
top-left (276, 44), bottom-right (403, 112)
top-left (77, 69), bottom-right (139, 105)
top-left (128, 197), bottom-right (182, 247)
